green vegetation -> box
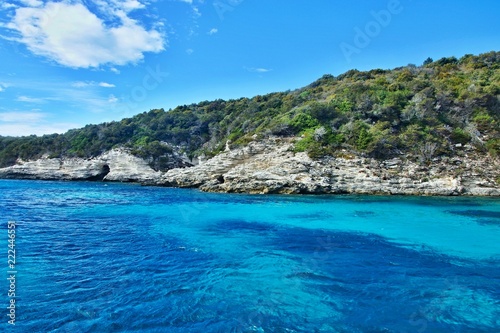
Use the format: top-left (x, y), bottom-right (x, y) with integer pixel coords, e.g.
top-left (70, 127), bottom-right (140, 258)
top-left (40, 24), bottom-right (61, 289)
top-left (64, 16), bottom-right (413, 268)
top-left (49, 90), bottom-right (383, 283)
top-left (1, 52), bottom-right (499, 168)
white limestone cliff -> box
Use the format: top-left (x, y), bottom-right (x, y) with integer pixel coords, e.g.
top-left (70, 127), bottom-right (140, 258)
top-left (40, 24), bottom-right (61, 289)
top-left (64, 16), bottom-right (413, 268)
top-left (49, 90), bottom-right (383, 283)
top-left (1, 140), bottom-right (499, 196)
top-left (0, 148), bottom-right (161, 183)
top-left (158, 138), bottom-right (500, 196)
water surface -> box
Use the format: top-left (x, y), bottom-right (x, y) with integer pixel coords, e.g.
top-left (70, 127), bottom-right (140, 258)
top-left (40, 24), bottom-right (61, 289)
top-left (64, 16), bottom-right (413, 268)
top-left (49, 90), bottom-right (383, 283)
top-left (1, 180), bottom-right (499, 332)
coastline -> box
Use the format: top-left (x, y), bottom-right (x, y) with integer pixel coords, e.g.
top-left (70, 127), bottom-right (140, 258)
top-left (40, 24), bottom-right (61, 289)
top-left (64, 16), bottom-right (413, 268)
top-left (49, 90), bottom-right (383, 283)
top-left (1, 138), bottom-right (499, 197)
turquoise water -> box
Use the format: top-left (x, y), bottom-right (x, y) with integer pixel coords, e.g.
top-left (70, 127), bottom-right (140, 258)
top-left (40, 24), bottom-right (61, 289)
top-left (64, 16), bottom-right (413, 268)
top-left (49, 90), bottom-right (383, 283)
top-left (0, 180), bottom-right (499, 332)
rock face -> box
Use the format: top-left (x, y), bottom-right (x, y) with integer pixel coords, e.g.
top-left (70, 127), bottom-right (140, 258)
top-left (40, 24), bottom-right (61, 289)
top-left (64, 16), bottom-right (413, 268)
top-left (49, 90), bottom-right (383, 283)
top-left (1, 139), bottom-right (499, 196)
top-left (0, 148), bottom-right (162, 183)
top-left (157, 138), bottom-right (500, 196)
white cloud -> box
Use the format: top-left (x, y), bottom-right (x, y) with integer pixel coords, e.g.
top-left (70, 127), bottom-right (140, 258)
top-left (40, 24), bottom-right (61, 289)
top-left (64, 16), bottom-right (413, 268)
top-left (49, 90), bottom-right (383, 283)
top-left (91, 0), bottom-right (146, 18)
top-left (6, 78), bottom-right (123, 114)
top-left (110, 67), bottom-right (121, 74)
top-left (179, 0), bottom-right (193, 4)
top-left (245, 67), bottom-right (273, 73)
top-left (108, 95), bottom-right (118, 103)
top-left (192, 6), bottom-right (201, 18)
top-left (186, 48), bottom-right (194, 55)
top-left (208, 28), bottom-right (218, 35)
top-left (1, 3), bottom-right (17, 9)
top-left (17, 95), bottom-right (47, 103)
top-left (5, 1), bottom-right (165, 68)
top-left (71, 81), bottom-right (115, 88)
top-left (0, 111), bottom-right (79, 136)
top-left (0, 83), bottom-right (9, 92)
top-left (0, 111), bottom-right (46, 123)
top-left (71, 81), bottom-right (91, 88)
top-left (0, 123), bottom-right (80, 136)
top-left (99, 82), bottom-right (115, 88)
top-left (121, 0), bottom-right (145, 12)
top-left (20, 0), bottom-right (42, 7)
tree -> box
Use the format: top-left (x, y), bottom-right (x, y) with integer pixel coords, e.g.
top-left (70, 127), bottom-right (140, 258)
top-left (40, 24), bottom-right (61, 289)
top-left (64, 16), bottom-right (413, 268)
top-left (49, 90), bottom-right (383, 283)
top-left (417, 142), bottom-right (438, 163)
top-left (423, 57), bottom-right (433, 66)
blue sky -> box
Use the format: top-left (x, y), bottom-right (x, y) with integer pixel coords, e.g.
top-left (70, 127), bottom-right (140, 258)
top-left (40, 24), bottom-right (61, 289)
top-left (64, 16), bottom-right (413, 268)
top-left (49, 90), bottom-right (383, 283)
top-left (0, 0), bottom-right (499, 136)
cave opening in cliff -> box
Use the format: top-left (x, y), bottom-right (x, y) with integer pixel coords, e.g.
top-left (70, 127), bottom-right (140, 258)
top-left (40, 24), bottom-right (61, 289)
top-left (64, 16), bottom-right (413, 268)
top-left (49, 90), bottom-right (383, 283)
top-left (86, 164), bottom-right (110, 181)
top-left (101, 164), bottom-right (110, 178)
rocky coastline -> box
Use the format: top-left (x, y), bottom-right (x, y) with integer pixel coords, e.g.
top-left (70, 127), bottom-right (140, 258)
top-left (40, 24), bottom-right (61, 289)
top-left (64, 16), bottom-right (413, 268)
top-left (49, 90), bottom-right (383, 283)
top-left (1, 138), bottom-right (499, 196)
top-left (0, 149), bottom-right (161, 183)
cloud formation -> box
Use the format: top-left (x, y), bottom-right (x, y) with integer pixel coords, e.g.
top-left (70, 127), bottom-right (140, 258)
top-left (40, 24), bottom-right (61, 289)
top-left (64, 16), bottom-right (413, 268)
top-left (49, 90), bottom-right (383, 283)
top-left (4, 1), bottom-right (165, 68)
top-left (16, 95), bottom-right (48, 103)
top-left (1, 3), bottom-right (17, 9)
top-left (108, 95), bottom-right (118, 103)
top-left (0, 111), bottom-right (46, 123)
top-left (20, 0), bottom-right (43, 6)
top-left (0, 122), bottom-right (80, 136)
top-left (0, 111), bottom-right (79, 136)
top-left (99, 82), bottom-right (115, 88)
top-left (245, 67), bottom-right (273, 73)
top-left (71, 81), bottom-right (115, 88)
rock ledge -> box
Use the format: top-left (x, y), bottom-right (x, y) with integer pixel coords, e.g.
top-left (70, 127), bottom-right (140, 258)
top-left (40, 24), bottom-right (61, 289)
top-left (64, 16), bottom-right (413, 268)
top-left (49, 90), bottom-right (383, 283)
top-left (1, 140), bottom-right (499, 196)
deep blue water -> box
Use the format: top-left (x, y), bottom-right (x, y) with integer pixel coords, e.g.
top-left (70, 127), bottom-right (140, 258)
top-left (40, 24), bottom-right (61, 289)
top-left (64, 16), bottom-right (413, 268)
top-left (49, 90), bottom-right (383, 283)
top-left (1, 179), bottom-right (499, 333)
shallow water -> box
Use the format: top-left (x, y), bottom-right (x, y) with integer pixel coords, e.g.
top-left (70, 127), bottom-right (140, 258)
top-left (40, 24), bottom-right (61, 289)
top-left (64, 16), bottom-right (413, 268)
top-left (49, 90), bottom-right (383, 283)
top-left (1, 180), bottom-right (499, 332)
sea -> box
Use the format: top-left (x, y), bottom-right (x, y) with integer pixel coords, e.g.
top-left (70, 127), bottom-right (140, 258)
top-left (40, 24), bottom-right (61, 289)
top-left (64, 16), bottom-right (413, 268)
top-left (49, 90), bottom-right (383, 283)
top-left (0, 179), bottom-right (499, 333)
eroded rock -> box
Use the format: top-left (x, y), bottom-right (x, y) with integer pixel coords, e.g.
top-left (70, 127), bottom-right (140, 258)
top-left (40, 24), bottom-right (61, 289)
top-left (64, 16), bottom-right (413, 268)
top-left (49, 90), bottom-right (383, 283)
top-left (156, 138), bottom-right (500, 196)
top-left (0, 148), bottom-right (161, 183)
top-left (1, 139), bottom-right (499, 196)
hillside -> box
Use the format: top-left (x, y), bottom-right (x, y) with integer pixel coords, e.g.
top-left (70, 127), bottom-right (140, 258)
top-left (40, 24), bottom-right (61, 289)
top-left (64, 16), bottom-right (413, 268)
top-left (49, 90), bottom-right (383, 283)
top-left (1, 52), bottom-right (499, 173)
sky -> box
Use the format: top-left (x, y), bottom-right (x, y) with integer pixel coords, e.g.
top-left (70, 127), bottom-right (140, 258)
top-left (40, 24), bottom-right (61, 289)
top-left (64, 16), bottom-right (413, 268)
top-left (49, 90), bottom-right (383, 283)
top-left (0, 0), bottom-right (499, 136)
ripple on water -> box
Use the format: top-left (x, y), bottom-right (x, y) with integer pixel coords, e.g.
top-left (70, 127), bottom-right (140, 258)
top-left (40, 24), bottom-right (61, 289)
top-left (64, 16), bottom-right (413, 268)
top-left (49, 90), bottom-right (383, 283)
top-left (1, 180), bottom-right (498, 332)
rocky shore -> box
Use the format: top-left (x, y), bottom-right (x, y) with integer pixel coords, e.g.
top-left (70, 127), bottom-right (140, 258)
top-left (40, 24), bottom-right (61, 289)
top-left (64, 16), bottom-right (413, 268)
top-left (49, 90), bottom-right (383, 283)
top-left (0, 149), bottom-right (162, 183)
top-left (1, 138), bottom-right (499, 196)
